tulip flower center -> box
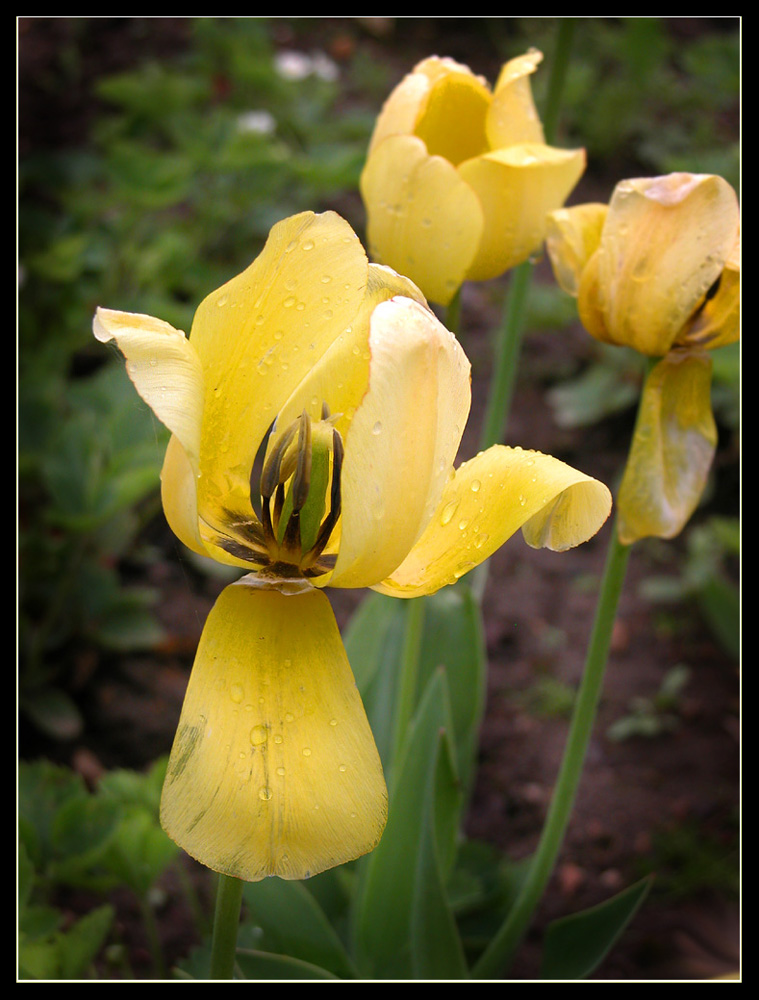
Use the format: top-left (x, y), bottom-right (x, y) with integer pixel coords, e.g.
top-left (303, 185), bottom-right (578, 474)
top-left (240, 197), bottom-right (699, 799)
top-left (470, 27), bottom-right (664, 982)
top-left (257, 405), bottom-right (343, 578)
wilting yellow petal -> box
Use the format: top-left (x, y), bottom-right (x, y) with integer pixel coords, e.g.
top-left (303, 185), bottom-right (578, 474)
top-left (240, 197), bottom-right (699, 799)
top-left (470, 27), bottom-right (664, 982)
top-left (160, 579), bottom-right (387, 881)
top-left (546, 203), bottom-right (608, 297)
top-left (458, 144), bottom-right (586, 282)
top-left (486, 49), bottom-right (545, 147)
top-left (594, 173), bottom-right (740, 356)
top-left (360, 134), bottom-right (484, 306)
top-left (92, 307), bottom-right (205, 473)
top-left (686, 234), bottom-right (740, 350)
top-left (330, 297), bottom-right (471, 590)
top-left (375, 446), bottom-right (611, 597)
top-left (189, 212), bottom-right (370, 526)
top-left (617, 351), bottom-right (718, 545)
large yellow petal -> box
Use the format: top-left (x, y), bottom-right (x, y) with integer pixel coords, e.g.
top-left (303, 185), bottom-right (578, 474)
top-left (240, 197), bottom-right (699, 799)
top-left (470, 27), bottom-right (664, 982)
top-left (546, 203), bottom-right (609, 297)
top-left (375, 446), bottom-right (612, 598)
top-left (486, 49), bottom-right (545, 147)
top-left (160, 578), bottom-right (387, 881)
top-left (458, 143), bottom-right (586, 282)
top-left (92, 307), bottom-right (204, 473)
top-left (329, 297), bottom-right (471, 590)
top-left (595, 173), bottom-right (740, 356)
top-left (188, 212), bottom-right (370, 526)
top-left (617, 351), bottom-right (717, 544)
top-left (360, 135), bottom-right (484, 306)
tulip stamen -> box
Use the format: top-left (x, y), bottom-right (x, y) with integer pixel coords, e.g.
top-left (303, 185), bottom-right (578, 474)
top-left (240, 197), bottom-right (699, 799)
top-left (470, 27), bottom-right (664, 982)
top-left (257, 406), bottom-right (344, 574)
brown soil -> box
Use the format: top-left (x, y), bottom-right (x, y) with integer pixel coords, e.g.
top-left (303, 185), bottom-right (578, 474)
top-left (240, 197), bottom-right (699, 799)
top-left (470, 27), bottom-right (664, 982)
top-left (18, 17), bottom-right (740, 982)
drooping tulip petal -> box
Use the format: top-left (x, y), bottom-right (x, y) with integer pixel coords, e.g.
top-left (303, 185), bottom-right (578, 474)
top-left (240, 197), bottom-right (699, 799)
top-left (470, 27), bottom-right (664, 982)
top-left (458, 143), bottom-right (587, 282)
top-left (617, 351), bottom-right (718, 545)
top-left (360, 134), bottom-right (484, 306)
top-left (374, 446), bottom-right (612, 598)
top-left (160, 578), bottom-right (387, 881)
top-left (329, 296), bottom-right (471, 589)
top-left (361, 51), bottom-right (586, 305)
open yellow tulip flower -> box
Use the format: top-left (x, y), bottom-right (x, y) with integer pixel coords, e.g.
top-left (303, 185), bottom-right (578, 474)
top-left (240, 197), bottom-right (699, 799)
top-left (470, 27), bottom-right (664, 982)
top-left (546, 173), bottom-right (740, 545)
top-left (93, 210), bottom-right (611, 882)
top-left (360, 51), bottom-right (586, 306)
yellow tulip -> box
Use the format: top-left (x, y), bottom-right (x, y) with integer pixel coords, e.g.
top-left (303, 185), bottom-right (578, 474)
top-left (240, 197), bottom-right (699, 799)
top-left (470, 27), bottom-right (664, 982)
top-left (545, 173), bottom-right (740, 544)
top-left (360, 51), bottom-right (586, 305)
top-left (93, 210), bottom-right (611, 881)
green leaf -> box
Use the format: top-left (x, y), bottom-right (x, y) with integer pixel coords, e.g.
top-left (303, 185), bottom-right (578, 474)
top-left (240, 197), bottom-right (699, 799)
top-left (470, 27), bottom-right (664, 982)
top-left (539, 876), bottom-right (653, 980)
top-left (234, 950), bottom-right (339, 980)
top-left (241, 877), bottom-right (356, 979)
top-left (417, 583), bottom-right (487, 804)
top-left (354, 668), bottom-right (465, 979)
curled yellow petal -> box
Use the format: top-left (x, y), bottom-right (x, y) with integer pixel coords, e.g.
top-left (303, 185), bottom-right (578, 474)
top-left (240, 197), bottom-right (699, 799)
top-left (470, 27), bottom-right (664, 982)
top-left (360, 134), bottom-right (483, 306)
top-left (93, 307), bottom-right (204, 473)
top-left (374, 446), bottom-right (611, 598)
top-left (617, 351), bottom-right (718, 545)
top-left (160, 578), bottom-right (387, 881)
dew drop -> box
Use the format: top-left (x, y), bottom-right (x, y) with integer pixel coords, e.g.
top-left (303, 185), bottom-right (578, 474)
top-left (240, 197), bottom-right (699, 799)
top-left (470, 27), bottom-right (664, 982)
top-left (302, 239), bottom-right (315, 251)
top-left (250, 725), bottom-right (268, 746)
top-left (338, 764), bottom-right (347, 772)
top-left (302, 747), bottom-right (312, 757)
top-left (283, 295), bottom-right (296, 308)
top-left (329, 718), bottom-right (338, 727)
top-left (259, 786), bottom-right (273, 801)
top-left (273, 734), bottom-right (283, 745)
top-left (440, 498), bottom-right (460, 525)
top-left (372, 420), bottom-right (382, 435)
top-left (285, 712), bottom-right (294, 723)
top-left (216, 294), bottom-right (229, 308)
top-left (230, 683), bottom-right (244, 704)
top-left (276, 766), bottom-right (286, 776)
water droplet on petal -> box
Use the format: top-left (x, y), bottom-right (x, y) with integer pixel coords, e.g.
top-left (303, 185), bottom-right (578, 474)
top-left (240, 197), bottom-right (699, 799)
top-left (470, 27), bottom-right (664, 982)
top-left (250, 725), bottom-right (268, 746)
top-left (440, 498), bottom-right (460, 525)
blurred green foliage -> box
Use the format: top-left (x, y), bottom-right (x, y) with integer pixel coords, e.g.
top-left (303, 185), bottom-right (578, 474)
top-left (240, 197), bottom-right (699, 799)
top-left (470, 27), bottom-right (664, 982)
top-left (18, 757), bottom-right (180, 979)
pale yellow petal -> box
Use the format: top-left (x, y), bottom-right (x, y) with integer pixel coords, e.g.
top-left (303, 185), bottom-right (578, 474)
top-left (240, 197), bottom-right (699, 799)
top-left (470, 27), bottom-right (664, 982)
top-left (487, 49), bottom-right (545, 147)
top-left (360, 134), bottom-right (484, 306)
top-left (93, 307), bottom-right (204, 472)
top-left (159, 434), bottom-right (206, 557)
top-left (458, 143), bottom-right (586, 282)
top-left (375, 446), bottom-right (612, 598)
top-left (617, 351), bottom-right (717, 545)
top-left (366, 65), bottom-right (432, 156)
top-left (187, 211), bottom-right (369, 525)
top-left (329, 297), bottom-right (471, 590)
top-left (160, 579), bottom-right (387, 881)
top-left (595, 173), bottom-right (740, 355)
top-left (546, 203), bottom-right (609, 297)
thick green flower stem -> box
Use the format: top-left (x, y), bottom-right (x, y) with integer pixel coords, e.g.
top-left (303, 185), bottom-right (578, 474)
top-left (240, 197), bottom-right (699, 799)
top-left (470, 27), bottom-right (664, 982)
top-left (209, 873), bottom-right (244, 979)
top-left (471, 521), bottom-right (632, 979)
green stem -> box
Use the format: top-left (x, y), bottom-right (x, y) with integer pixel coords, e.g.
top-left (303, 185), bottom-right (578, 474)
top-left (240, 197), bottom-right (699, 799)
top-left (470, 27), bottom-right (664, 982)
top-left (209, 873), bottom-right (244, 980)
top-left (542, 18), bottom-right (576, 146)
top-left (478, 260), bottom-right (534, 453)
top-left (472, 521), bottom-right (632, 979)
